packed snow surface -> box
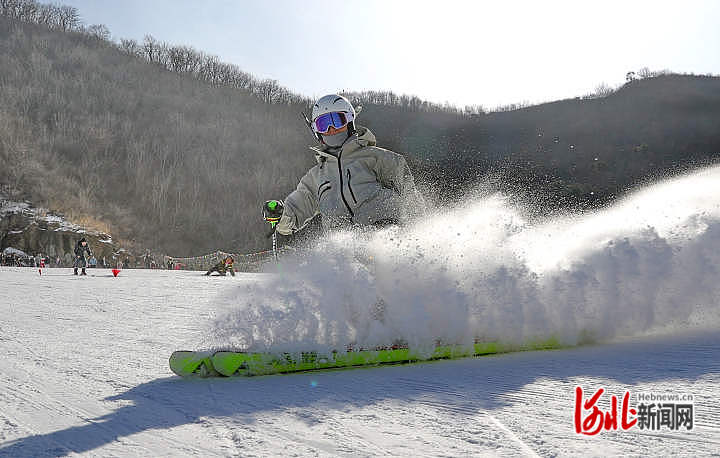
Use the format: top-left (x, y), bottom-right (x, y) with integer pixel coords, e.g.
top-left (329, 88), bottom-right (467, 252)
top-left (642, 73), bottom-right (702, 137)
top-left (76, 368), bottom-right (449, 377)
top-left (0, 165), bottom-right (719, 456)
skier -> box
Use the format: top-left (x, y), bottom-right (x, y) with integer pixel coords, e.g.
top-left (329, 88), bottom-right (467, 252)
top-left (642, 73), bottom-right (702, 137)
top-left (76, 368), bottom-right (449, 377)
top-left (73, 238), bottom-right (93, 275)
top-left (205, 256), bottom-right (235, 276)
top-left (38, 255), bottom-right (45, 275)
top-left (263, 94), bottom-right (425, 235)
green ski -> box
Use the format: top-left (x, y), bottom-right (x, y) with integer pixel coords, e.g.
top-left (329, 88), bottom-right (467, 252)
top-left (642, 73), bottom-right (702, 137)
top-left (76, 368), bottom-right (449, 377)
top-left (169, 337), bottom-right (562, 377)
top-left (168, 350), bottom-right (220, 377)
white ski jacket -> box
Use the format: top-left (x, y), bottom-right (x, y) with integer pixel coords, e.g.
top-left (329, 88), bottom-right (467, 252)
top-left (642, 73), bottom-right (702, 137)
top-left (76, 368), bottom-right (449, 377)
top-left (276, 126), bottom-right (425, 235)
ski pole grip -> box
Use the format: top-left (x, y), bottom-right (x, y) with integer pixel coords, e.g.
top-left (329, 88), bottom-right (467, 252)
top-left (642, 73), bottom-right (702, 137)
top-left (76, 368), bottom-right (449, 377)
top-left (264, 217), bottom-right (280, 238)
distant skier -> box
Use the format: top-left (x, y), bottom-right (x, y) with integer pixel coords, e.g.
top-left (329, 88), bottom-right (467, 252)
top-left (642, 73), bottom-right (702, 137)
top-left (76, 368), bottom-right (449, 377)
top-left (73, 237), bottom-right (92, 276)
top-left (205, 256), bottom-right (235, 276)
top-left (263, 93), bottom-right (425, 235)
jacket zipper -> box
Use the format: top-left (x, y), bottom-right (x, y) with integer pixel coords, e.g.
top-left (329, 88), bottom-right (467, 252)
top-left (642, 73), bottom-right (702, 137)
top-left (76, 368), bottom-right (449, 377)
top-left (347, 169), bottom-right (358, 204)
top-left (336, 151), bottom-right (354, 218)
top-left (318, 181), bottom-right (331, 200)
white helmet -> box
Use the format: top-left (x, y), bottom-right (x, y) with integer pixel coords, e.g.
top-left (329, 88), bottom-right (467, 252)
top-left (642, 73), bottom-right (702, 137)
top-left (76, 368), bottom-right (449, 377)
top-left (310, 94), bottom-right (359, 147)
top-left (311, 94), bottom-right (356, 123)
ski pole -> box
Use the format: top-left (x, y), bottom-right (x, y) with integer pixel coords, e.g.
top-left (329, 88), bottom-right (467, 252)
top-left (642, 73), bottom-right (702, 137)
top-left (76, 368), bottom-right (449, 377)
top-left (272, 231), bottom-right (278, 263)
top-left (301, 111), bottom-right (317, 143)
top-left (263, 201), bottom-right (281, 263)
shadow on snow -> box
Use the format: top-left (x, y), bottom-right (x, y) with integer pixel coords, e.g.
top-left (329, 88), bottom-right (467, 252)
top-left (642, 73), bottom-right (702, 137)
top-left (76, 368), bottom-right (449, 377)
top-left (1, 330), bottom-right (718, 456)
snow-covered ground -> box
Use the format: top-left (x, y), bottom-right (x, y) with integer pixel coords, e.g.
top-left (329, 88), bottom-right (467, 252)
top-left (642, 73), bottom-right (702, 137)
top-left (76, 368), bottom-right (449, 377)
top-left (1, 166), bottom-right (720, 456)
top-left (0, 269), bottom-right (717, 457)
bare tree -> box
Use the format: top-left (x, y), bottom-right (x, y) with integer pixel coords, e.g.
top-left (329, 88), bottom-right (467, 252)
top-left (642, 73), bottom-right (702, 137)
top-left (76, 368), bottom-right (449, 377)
top-left (167, 45), bottom-right (202, 73)
top-left (12, 0), bottom-right (38, 22)
top-left (86, 23), bottom-right (109, 41)
top-left (35, 3), bottom-right (57, 26)
top-left (592, 82), bottom-right (614, 97)
top-left (142, 34), bottom-right (161, 63)
top-left (637, 67), bottom-right (652, 78)
top-left (197, 54), bottom-right (221, 84)
top-left (56, 5), bottom-right (79, 31)
top-left (119, 38), bottom-right (140, 56)
top-left (257, 78), bottom-right (282, 104)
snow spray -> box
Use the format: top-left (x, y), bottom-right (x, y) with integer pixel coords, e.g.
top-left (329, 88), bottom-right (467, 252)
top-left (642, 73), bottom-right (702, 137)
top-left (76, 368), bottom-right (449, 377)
top-left (202, 165), bottom-right (720, 353)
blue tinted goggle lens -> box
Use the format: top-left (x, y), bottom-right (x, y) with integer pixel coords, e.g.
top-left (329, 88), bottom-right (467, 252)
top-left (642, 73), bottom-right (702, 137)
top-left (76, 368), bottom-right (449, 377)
top-left (314, 112), bottom-right (349, 133)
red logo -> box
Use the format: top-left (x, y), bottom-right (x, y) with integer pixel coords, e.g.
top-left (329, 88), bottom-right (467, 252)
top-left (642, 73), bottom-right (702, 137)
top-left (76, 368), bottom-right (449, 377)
top-left (574, 386), bottom-right (638, 435)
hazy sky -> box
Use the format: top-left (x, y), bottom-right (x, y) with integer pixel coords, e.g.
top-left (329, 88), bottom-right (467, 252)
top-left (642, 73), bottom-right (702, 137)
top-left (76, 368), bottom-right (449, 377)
top-left (63, 0), bottom-right (720, 108)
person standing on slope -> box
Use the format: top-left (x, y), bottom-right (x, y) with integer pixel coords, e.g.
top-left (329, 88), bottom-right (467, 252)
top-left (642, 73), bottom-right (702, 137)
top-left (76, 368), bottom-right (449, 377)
top-left (73, 237), bottom-right (93, 276)
top-left (263, 94), bottom-right (425, 234)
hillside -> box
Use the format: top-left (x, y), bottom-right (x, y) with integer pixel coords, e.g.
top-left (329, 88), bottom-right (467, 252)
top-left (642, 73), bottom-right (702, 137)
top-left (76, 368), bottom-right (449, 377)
top-left (0, 16), bottom-right (312, 256)
top-left (1, 12), bottom-right (720, 258)
top-left (439, 74), bottom-right (720, 204)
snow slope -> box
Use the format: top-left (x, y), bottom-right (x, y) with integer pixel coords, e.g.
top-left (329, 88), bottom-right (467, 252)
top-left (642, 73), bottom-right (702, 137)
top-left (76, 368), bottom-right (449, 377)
top-left (0, 268), bottom-right (717, 456)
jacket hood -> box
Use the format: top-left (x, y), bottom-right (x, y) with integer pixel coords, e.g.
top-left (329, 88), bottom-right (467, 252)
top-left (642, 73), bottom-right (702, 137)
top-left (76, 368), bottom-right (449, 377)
top-left (310, 126), bottom-right (376, 162)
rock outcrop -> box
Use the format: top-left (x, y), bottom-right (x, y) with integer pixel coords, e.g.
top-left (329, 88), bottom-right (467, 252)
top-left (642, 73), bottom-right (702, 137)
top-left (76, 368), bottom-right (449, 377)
top-left (1, 198), bottom-right (122, 265)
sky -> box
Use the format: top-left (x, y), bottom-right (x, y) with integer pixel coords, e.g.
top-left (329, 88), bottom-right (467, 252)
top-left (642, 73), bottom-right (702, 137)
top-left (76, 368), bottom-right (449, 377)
top-left (62, 0), bottom-right (720, 109)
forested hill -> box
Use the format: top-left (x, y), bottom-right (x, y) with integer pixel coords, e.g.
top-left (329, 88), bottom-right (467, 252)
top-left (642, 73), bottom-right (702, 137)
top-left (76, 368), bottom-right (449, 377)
top-left (0, 14), bottom-right (312, 255)
top-left (423, 74), bottom-right (720, 207)
top-left (1, 10), bottom-right (719, 256)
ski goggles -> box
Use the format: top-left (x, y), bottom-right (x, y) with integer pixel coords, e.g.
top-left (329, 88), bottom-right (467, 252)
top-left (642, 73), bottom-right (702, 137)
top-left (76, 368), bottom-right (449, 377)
top-left (313, 111), bottom-right (354, 134)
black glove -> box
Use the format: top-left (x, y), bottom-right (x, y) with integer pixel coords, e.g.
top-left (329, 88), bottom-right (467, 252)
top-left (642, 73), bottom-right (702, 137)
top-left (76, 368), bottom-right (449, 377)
top-left (263, 200), bottom-right (284, 220)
